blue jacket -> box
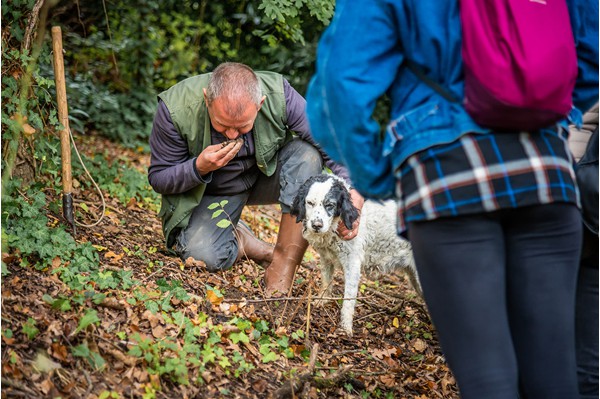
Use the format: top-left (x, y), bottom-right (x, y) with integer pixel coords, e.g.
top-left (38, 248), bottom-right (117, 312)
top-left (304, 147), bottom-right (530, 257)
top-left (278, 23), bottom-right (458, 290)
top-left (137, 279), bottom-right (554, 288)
top-left (306, 0), bottom-right (599, 199)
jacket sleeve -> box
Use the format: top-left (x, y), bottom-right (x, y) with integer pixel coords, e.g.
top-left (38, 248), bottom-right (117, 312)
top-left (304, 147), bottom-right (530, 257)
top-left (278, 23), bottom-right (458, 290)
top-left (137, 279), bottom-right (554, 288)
top-left (567, 0), bottom-right (599, 113)
top-left (148, 100), bottom-right (207, 194)
top-left (306, 0), bottom-right (404, 199)
top-left (283, 78), bottom-right (351, 183)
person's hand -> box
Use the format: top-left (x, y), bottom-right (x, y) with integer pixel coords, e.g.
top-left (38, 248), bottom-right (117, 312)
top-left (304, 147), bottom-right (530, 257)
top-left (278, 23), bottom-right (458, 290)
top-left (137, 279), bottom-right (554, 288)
top-left (195, 139), bottom-right (243, 176)
top-left (337, 189), bottom-right (365, 240)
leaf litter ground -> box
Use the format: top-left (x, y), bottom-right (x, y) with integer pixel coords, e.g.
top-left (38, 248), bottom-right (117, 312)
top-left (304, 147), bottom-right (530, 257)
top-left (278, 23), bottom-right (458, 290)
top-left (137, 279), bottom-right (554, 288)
top-left (1, 135), bottom-right (458, 398)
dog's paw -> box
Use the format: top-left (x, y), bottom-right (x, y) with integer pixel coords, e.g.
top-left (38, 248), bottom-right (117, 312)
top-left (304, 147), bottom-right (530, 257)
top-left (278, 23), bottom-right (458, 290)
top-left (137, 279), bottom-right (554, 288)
top-left (337, 325), bottom-right (353, 337)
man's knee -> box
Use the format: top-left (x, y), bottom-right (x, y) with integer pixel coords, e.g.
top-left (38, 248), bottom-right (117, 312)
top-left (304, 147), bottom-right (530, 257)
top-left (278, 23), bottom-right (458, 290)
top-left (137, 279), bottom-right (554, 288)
top-left (287, 140), bottom-right (323, 177)
top-left (279, 140), bottom-right (324, 208)
top-left (177, 236), bottom-right (238, 272)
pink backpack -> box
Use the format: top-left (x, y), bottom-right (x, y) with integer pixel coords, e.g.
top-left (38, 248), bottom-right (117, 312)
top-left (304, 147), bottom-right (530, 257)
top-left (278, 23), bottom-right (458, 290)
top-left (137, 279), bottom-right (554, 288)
top-left (409, 0), bottom-right (578, 131)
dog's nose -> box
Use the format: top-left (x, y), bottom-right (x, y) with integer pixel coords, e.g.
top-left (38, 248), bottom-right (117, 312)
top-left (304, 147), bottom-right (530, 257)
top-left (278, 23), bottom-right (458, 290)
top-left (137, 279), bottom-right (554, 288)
top-left (311, 219), bottom-right (323, 231)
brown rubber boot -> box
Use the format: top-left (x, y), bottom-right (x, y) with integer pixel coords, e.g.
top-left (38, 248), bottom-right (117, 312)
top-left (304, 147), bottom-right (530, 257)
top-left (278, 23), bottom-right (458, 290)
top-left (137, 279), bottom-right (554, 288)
top-left (264, 213), bottom-right (309, 297)
top-left (235, 222), bottom-right (274, 266)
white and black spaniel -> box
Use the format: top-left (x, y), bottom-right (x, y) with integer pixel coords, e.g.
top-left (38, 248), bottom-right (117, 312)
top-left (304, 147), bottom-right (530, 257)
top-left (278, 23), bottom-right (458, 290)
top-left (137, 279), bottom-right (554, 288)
top-left (291, 174), bottom-right (422, 336)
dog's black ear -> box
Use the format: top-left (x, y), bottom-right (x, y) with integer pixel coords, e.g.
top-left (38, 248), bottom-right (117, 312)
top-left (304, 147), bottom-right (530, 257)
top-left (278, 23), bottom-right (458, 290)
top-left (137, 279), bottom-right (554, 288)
top-left (338, 185), bottom-right (360, 229)
top-left (290, 180), bottom-right (310, 223)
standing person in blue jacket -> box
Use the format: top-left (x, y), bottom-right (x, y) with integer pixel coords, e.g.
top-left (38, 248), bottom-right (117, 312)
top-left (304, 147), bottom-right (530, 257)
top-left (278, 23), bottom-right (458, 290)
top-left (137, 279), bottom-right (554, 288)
top-left (306, 1), bottom-right (598, 398)
top-left (149, 62), bottom-right (362, 296)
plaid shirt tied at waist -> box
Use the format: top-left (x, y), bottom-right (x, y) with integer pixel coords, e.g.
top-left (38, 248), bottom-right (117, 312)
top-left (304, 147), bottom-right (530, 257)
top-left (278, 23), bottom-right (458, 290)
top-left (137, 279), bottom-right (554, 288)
top-left (396, 129), bottom-right (580, 234)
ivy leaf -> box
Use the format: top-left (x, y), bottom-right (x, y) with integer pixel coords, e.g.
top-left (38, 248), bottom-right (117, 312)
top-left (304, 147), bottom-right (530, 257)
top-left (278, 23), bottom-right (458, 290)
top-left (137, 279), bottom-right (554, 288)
top-left (72, 343), bottom-right (90, 357)
top-left (88, 351), bottom-right (106, 370)
top-left (261, 351), bottom-right (278, 363)
top-left (73, 309), bottom-right (100, 335)
top-left (230, 331), bottom-right (250, 344)
top-left (128, 345), bottom-right (143, 357)
top-left (254, 320), bottom-right (269, 333)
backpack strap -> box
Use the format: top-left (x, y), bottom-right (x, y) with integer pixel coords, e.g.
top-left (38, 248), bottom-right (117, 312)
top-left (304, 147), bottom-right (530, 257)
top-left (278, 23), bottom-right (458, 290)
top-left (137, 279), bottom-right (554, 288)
top-left (405, 60), bottom-right (459, 103)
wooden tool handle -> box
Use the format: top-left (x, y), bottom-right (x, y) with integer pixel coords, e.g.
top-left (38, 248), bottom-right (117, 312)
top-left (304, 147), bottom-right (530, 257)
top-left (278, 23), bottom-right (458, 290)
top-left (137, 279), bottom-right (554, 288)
top-left (51, 26), bottom-right (72, 194)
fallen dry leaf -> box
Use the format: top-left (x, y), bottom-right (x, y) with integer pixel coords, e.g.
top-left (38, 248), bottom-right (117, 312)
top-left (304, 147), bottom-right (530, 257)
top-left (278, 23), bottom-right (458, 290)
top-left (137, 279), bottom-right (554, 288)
top-left (206, 289), bottom-right (223, 305)
top-left (252, 379), bottom-right (268, 393)
top-left (372, 347), bottom-right (397, 360)
top-left (104, 251), bottom-right (124, 262)
top-left (413, 338), bottom-right (427, 353)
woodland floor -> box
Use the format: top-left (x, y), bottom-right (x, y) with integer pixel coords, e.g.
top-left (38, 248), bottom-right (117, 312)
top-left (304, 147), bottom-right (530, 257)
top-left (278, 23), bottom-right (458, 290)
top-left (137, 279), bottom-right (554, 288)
top-left (1, 135), bottom-right (458, 399)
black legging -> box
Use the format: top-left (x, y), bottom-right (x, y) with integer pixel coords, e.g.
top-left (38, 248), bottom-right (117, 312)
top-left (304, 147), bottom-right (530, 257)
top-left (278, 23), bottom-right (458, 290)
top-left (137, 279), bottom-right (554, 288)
top-left (408, 203), bottom-right (581, 399)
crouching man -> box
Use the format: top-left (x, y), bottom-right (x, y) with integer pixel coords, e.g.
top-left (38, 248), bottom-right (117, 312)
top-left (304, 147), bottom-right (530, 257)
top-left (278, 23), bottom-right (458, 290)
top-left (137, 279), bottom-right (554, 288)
top-left (148, 62), bottom-right (362, 296)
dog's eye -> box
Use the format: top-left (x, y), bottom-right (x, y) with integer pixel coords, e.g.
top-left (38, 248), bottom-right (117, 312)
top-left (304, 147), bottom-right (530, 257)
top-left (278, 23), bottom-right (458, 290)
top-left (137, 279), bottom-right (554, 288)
top-left (306, 200), bottom-right (315, 207)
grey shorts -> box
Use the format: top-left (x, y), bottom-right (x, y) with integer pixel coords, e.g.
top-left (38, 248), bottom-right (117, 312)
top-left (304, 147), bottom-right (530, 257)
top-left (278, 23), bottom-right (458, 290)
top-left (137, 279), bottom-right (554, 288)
top-left (176, 138), bottom-right (323, 271)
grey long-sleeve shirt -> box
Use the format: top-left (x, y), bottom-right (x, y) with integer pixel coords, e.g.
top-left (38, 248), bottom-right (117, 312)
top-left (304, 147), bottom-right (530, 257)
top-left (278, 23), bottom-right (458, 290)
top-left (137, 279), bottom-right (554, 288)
top-left (148, 78), bottom-right (349, 195)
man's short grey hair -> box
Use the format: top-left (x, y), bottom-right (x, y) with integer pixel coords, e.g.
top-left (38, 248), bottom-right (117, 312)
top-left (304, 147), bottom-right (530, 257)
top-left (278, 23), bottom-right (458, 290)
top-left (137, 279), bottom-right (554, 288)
top-left (205, 62), bottom-right (263, 107)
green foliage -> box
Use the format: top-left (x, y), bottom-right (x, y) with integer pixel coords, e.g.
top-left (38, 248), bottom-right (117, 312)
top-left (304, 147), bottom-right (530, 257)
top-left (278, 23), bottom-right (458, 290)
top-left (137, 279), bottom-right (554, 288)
top-left (1, 49), bottom-right (60, 183)
top-left (52, 0), bottom-right (335, 139)
top-left (72, 341), bottom-right (106, 370)
top-left (2, 0), bottom-right (63, 189)
top-left (208, 200), bottom-right (232, 229)
top-left (74, 309), bottom-right (102, 335)
top-left (71, 152), bottom-right (159, 209)
top-left (99, 391), bottom-right (121, 399)
top-left (42, 294), bottom-right (72, 311)
top-left (2, 328), bottom-right (14, 340)
top-left (124, 310), bottom-right (294, 384)
top-left (63, 74), bottom-right (156, 147)
top-left (156, 279), bottom-right (190, 302)
top-left (258, 337), bottom-right (278, 363)
top-left (128, 324), bottom-right (202, 384)
top-left (2, 184), bottom-right (99, 273)
top-left (1, 176), bottom-right (148, 299)
top-left (258, 0), bottom-right (334, 45)
top-left (21, 317), bottom-right (39, 340)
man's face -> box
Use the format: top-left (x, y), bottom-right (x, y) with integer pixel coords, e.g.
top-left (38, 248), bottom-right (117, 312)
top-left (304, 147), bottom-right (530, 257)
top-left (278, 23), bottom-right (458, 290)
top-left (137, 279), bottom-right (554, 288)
top-left (204, 89), bottom-right (263, 140)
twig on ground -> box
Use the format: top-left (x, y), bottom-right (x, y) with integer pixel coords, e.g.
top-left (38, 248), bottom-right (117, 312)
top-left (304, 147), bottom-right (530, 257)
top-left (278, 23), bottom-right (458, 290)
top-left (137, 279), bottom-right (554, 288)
top-left (327, 349), bottom-right (366, 357)
top-left (101, 265), bottom-right (128, 273)
top-left (82, 369), bottom-right (93, 399)
top-left (224, 295), bottom-right (360, 304)
top-left (307, 343), bottom-right (319, 371)
top-left (364, 286), bottom-right (401, 303)
top-left (139, 265), bottom-right (167, 283)
top-left (355, 310), bottom-right (387, 322)
top-left (301, 343), bottom-right (319, 398)
top-left (103, 346), bottom-right (140, 367)
top-left (1, 378), bottom-right (39, 397)
top-left (389, 300), bottom-right (407, 314)
top-left (284, 281), bottom-right (312, 328)
top-left (273, 365), bottom-right (354, 399)
top-left (304, 284), bottom-right (313, 343)
top-left (97, 297), bottom-right (127, 311)
top-left (74, 198), bottom-right (122, 216)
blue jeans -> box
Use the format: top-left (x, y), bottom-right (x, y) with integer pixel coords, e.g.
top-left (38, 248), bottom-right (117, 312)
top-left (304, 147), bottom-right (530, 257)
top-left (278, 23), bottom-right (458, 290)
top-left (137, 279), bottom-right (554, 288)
top-left (408, 203), bottom-right (582, 399)
top-left (176, 138), bottom-right (323, 271)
